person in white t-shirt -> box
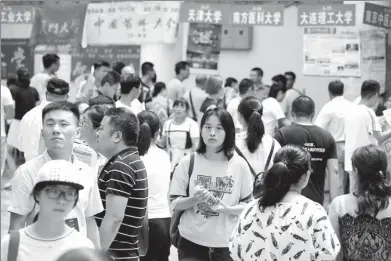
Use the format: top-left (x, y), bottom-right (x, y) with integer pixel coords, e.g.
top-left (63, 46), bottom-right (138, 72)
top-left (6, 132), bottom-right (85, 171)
top-left (8, 102), bottom-right (103, 249)
top-left (344, 80), bottom-right (391, 192)
top-left (1, 160), bottom-right (95, 261)
top-left (167, 61), bottom-right (190, 101)
top-left (30, 53), bottom-right (59, 102)
top-left (226, 78), bottom-right (255, 132)
top-left (1, 85), bottom-right (14, 177)
top-left (183, 75), bottom-right (208, 122)
top-left (236, 96), bottom-right (281, 177)
top-left (115, 75), bottom-right (144, 115)
top-left (262, 83), bottom-right (290, 136)
top-left (137, 111), bottom-right (172, 261)
top-left (281, 71), bottom-right (302, 120)
top-left (170, 107), bottom-right (253, 261)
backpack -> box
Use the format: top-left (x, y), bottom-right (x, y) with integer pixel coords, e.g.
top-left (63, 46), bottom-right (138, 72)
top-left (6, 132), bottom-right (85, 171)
top-left (7, 231), bottom-right (20, 261)
top-left (169, 153), bottom-right (195, 248)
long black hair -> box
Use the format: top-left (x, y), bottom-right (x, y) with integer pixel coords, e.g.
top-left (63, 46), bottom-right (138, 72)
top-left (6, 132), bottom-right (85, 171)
top-left (258, 145), bottom-right (311, 208)
top-left (237, 96), bottom-right (265, 153)
top-left (197, 107), bottom-right (235, 159)
top-left (352, 145), bottom-right (391, 217)
top-left (137, 111), bottom-right (160, 156)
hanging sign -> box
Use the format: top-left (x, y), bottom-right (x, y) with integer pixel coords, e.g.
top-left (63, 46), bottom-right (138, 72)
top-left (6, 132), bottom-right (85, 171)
top-left (363, 2), bottom-right (391, 29)
top-left (70, 45), bottom-right (141, 82)
top-left (0, 4), bottom-right (35, 39)
top-left (298, 5), bottom-right (356, 27)
top-left (81, 1), bottom-right (180, 46)
top-left (1, 39), bottom-right (34, 79)
top-left (30, 4), bottom-right (87, 46)
top-left (229, 5), bottom-right (284, 26)
top-left (179, 3), bottom-right (230, 24)
top-left (186, 23), bottom-right (222, 70)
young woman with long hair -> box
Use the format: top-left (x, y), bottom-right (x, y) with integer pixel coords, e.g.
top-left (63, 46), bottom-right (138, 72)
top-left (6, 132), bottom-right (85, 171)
top-left (137, 111), bottom-right (172, 261)
top-left (230, 145), bottom-right (340, 261)
top-left (329, 144), bottom-right (391, 261)
top-left (170, 108), bottom-right (253, 261)
top-left (236, 96), bottom-right (281, 180)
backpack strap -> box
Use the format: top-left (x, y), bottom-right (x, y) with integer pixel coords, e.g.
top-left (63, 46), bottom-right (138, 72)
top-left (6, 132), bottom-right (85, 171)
top-left (8, 231), bottom-right (20, 261)
top-left (235, 146), bottom-right (257, 178)
top-left (189, 91), bottom-right (197, 122)
top-left (185, 153), bottom-right (195, 196)
top-left (264, 139), bottom-right (275, 171)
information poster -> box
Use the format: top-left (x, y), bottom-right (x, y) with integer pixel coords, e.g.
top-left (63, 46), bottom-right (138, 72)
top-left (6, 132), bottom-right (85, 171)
top-left (303, 28), bottom-right (361, 77)
top-left (186, 23), bottom-right (222, 70)
top-left (70, 45), bottom-right (141, 81)
top-left (360, 30), bottom-right (386, 92)
top-left (1, 39), bottom-right (34, 79)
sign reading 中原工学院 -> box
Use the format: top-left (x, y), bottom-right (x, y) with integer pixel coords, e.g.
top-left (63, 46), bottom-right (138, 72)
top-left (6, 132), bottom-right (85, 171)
top-left (363, 2), bottom-right (391, 29)
top-left (180, 3), bottom-right (230, 24)
top-left (229, 5), bottom-right (284, 26)
top-left (298, 4), bottom-right (356, 27)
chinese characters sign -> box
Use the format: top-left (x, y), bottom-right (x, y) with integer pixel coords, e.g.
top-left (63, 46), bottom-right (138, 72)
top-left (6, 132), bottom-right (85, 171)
top-left (230, 5), bottom-right (284, 26)
top-left (187, 23), bottom-right (222, 70)
top-left (30, 4), bottom-right (87, 46)
top-left (70, 46), bottom-right (141, 81)
top-left (0, 4), bottom-right (34, 24)
top-left (298, 5), bottom-right (356, 26)
top-left (81, 1), bottom-right (180, 46)
top-left (1, 39), bottom-right (34, 79)
top-left (180, 3), bottom-right (284, 26)
top-left (1, 4), bottom-right (35, 39)
top-left (363, 2), bottom-right (391, 29)
top-left (180, 3), bottom-right (230, 24)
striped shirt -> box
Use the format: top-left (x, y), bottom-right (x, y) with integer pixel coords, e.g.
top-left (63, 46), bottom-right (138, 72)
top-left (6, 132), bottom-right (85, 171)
top-left (95, 147), bottom-right (148, 260)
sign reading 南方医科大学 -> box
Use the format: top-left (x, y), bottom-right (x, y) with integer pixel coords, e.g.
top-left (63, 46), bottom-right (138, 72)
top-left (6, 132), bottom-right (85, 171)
top-left (298, 4), bottom-right (356, 26)
top-left (363, 2), bottom-right (391, 29)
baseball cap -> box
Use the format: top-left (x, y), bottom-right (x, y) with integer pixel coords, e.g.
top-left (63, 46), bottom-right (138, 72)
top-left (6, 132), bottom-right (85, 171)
top-left (34, 160), bottom-right (84, 190)
top-left (46, 78), bottom-right (70, 96)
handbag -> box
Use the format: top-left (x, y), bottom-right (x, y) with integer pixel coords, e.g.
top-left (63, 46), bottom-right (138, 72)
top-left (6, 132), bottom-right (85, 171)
top-left (170, 153), bottom-right (195, 248)
top-left (235, 139), bottom-right (275, 198)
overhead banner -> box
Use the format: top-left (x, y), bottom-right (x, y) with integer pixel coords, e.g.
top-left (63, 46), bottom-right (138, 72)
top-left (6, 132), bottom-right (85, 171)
top-left (1, 39), bottom-right (34, 79)
top-left (363, 2), bottom-right (391, 29)
top-left (229, 5), bottom-right (284, 26)
top-left (0, 4), bottom-right (35, 39)
top-left (30, 4), bottom-right (87, 46)
top-left (180, 3), bottom-right (284, 26)
top-left (186, 23), bottom-right (222, 70)
top-left (298, 5), bottom-right (356, 27)
top-left (303, 29), bottom-right (361, 77)
top-left (81, 1), bottom-right (180, 46)
top-left (180, 3), bottom-right (230, 24)
top-left (70, 45), bottom-right (141, 82)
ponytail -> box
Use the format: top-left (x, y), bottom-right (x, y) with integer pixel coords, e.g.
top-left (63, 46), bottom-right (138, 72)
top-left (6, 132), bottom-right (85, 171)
top-left (258, 162), bottom-right (292, 207)
top-left (137, 122), bottom-right (151, 156)
top-left (246, 109), bottom-right (265, 153)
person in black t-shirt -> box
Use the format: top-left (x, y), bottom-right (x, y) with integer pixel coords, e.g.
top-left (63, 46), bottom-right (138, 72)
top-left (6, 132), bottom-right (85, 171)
top-left (275, 95), bottom-right (338, 205)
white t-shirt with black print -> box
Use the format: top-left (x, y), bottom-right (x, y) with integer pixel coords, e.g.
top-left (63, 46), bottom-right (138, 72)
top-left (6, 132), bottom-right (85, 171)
top-left (229, 197), bottom-right (340, 261)
top-left (170, 153), bottom-right (253, 248)
top-left (235, 132), bottom-right (281, 175)
top-left (162, 117), bottom-right (199, 171)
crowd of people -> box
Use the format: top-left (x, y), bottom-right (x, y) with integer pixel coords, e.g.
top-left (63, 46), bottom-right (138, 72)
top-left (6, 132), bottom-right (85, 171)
top-left (0, 53), bottom-right (390, 261)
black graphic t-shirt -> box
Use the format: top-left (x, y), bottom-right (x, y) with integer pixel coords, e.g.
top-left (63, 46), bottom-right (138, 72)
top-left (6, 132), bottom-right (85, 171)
top-left (275, 123), bottom-right (337, 204)
top-left (229, 198), bottom-right (340, 261)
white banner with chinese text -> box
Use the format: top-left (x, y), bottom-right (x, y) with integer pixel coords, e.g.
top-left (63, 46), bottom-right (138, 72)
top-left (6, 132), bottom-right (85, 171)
top-left (81, 1), bottom-right (180, 47)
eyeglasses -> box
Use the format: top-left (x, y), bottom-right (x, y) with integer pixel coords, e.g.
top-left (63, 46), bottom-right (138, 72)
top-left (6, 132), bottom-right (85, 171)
top-left (44, 188), bottom-right (77, 201)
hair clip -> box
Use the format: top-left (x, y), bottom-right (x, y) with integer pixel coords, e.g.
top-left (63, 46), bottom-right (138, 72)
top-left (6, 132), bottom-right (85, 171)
top-left (379, 170), bottom-right (385, 179)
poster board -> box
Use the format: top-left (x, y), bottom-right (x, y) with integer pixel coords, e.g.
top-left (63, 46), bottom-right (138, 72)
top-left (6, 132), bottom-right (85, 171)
top-left (303, 28), bottom-right (361, 77)
top-left (1, 39), bottom-right (34, 79)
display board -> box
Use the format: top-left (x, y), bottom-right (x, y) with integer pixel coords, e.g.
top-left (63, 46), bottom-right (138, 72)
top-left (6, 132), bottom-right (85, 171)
top-left (1, 39), bottom-right (34, 79)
